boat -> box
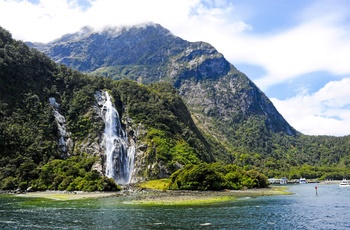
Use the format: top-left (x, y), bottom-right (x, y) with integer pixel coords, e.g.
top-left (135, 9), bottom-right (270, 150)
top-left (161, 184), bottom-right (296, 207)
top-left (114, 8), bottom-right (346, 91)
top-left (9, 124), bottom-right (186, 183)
top-left (339, 179), bottom-right (350, 187)
top-left (299, 178), bottom-right (307, 184)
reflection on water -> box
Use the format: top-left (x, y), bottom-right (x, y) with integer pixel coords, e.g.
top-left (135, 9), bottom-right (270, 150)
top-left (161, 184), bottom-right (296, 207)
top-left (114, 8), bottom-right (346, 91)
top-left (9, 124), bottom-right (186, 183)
top-left (1, 184), bottom-right (350, 229)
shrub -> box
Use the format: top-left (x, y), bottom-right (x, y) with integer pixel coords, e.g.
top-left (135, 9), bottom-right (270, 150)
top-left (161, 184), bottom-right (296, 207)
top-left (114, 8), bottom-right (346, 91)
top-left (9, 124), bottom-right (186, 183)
top-left (169, 163), bottom-right (268, 191)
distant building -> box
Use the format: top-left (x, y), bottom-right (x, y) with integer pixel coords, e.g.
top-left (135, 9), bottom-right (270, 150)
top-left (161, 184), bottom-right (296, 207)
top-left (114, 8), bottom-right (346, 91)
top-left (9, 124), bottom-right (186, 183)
top-left (268, 177), bottom-right (288, 184)
top-left (280, 177), bottom-right (288, 184)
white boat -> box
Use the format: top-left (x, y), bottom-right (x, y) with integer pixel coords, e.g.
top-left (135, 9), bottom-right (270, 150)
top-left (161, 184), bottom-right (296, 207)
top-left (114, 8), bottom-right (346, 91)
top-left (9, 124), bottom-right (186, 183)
top-left (299, 178), bottom-right (307, 184)
top-left (339, 179), bottom-right (350, 187)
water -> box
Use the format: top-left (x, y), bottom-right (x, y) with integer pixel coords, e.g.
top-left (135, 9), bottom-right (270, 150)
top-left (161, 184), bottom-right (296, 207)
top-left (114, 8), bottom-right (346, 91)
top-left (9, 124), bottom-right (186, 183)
top-left (1, 184), bottom-right (349, 229)
top-left (101, 91), bottom-right (135, 184)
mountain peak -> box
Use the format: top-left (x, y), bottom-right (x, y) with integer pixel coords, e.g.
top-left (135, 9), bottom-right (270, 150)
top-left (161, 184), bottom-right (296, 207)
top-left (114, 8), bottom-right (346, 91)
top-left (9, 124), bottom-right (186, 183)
top-left (49, 23), bottom-right (174, 45)
top-left (27, 23), bottom-right (298, 153)
top-left (49, 26), bottom-right (94, 44)
top-left (30, 23), bottom-right (188, 73)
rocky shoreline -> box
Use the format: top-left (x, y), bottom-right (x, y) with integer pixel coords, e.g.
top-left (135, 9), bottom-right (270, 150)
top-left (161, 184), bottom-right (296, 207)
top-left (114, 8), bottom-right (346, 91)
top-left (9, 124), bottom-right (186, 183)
top-left (131, 186), bottom-right (290, 204)
top-left (0, 186), bottom-right (289, 204)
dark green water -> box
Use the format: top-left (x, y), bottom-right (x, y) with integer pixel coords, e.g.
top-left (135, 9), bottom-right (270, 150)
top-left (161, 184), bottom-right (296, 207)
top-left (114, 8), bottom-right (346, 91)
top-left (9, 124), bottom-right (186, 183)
top-left (1, 184), bottom-right (349, 229)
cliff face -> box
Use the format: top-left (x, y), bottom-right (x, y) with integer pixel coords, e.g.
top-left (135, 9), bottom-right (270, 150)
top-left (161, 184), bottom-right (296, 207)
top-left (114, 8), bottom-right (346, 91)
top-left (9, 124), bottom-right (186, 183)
top-left (1, 25), bottom-right (218, 191)
top-left (29, 23), bottom-right (298, 154)
top-left (32, 24), bottom-right (188, 78)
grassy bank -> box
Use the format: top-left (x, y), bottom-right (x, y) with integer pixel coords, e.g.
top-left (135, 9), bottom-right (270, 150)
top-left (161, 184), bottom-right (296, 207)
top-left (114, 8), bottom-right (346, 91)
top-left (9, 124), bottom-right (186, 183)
top-left (129, 193), bottom-right (235, 205)
top-left (129, 182), bottom-right (291, 205)
top-left (9, 180), bottom-right (290, 204)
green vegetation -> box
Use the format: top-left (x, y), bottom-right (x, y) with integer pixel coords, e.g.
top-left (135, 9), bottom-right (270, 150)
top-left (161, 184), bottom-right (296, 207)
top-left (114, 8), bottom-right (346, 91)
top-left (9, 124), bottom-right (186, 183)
top-left (0, 26), bottom-right (216, 191)
top-left (287, 165), bottom-right (350, 180)
top-left (0, 154), bottom-right (120, 191)
top-left (2, 25), bottom-right (350, 193)
top-left (108, 79), bottom-right (217, 179)
top-left (129, 186), bottom-right (290, 206)
top-left (229, 132), bottom-right (350, 180)
top-left (0, 26), bottom-right (119, 191)
top-left (28, 24), bottom-right (350, 183)
top-left (169, 163), bottom-right (268, 191)
top-left (33, 155), bottom-right (120, 191)
top-left (137, 179), bottom-right (171, 190)
top-left (130, 195), bottom-right (235, 206)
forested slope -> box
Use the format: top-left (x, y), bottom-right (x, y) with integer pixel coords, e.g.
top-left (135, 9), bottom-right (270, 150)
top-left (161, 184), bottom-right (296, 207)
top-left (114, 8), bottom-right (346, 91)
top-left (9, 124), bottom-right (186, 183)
top-left (1, 24), bottom-right (350, 193)
top-left (0, 26), bottom-right (225, 191)
top-left (29, 24), bottom-right (350, 180)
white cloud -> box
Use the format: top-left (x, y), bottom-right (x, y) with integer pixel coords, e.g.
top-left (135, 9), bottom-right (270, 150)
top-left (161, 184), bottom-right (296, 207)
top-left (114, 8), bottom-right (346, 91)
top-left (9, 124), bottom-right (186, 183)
top-left (2, 0), bottom-right (349, 83)
top-left (85, 0), bottom-right (199, 29)
top-left (2, 0), bottom-right (350, 136)
top-left (0, 0), bottom-right (86, 42)
top-left (0, 0), bottom-right (212, 42)
top-left (163, 1), bottom-right (350, 93)
top-left (210, 15), bottom-right (350, 91)
top-left (270, 78), bottom-right (350, 136)
top-left (0, 0), bottom-right (250, 43)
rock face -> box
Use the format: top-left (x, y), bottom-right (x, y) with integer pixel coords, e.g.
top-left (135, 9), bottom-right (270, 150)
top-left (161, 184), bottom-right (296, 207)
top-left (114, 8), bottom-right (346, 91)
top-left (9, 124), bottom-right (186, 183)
top-left (32, 24), bottom-right (188, 77)
top-left (49, 97), bottom-right (71, 155)
top-left (29, 23), bottom-right (297, 156)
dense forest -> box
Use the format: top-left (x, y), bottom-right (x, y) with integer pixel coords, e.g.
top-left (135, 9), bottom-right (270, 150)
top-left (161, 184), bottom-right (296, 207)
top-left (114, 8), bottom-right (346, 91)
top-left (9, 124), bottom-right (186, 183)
top-left (0, 27), bottom-right (119, 191)
top-left (169, 163), bottom-right (268, 190)
top-left (1, 25), bottom-right (350, 192)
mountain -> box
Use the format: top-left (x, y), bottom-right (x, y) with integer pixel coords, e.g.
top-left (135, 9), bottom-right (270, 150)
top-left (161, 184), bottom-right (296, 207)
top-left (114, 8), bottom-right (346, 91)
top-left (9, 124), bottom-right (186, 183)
top-left (2, 24), bottom-right (350, 192)
top-left (29, 23), bottom-right (297, 156)
top-left (0, 26), bottom-right (222, 191)
top-left (27, 24), bottom-right (350, 180)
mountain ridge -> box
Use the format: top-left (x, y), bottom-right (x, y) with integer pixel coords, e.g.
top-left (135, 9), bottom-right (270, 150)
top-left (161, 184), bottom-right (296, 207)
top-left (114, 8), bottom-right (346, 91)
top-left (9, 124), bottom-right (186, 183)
top-left (28, 23), bottom-right (298, 155)
top-left (2, 24), bottom-right (350, 190)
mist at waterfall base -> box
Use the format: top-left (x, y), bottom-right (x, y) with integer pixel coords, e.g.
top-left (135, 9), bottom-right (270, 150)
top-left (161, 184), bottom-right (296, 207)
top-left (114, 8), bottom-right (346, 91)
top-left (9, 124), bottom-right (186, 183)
top-left (100, 91), bottom-right (135, 184)
top-left (1, 184), bottom-right (350, 229)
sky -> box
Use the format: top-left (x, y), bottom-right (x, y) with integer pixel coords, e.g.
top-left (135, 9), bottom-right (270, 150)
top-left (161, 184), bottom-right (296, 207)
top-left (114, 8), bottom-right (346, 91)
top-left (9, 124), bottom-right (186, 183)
top-left (1, 0), bottom-right (350, 136)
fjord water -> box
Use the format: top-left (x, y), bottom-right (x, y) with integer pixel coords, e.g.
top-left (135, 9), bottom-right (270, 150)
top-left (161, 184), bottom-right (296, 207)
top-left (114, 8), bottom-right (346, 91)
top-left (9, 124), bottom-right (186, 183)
top-left (1, 184), bottom-right (349, 229)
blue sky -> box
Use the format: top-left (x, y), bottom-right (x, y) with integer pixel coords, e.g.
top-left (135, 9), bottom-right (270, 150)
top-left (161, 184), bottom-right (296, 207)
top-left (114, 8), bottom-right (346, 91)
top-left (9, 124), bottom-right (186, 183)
top-left (1, 0), bottom-right (350, 136)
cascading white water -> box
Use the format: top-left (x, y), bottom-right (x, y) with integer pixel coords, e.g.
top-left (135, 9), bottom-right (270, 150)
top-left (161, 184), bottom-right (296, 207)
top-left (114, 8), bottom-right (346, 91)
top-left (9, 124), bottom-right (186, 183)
top-left (101, 91), bottom-right (135, 184)
top-left (49, 97), bottom-right (68, 153)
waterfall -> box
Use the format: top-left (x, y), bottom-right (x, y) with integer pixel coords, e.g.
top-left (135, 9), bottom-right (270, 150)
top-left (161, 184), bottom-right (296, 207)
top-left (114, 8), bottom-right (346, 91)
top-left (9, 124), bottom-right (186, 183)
top-left (100, 91), bottom-right (135, 184)
top-left (49, 97), bottom-right (69, 153)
